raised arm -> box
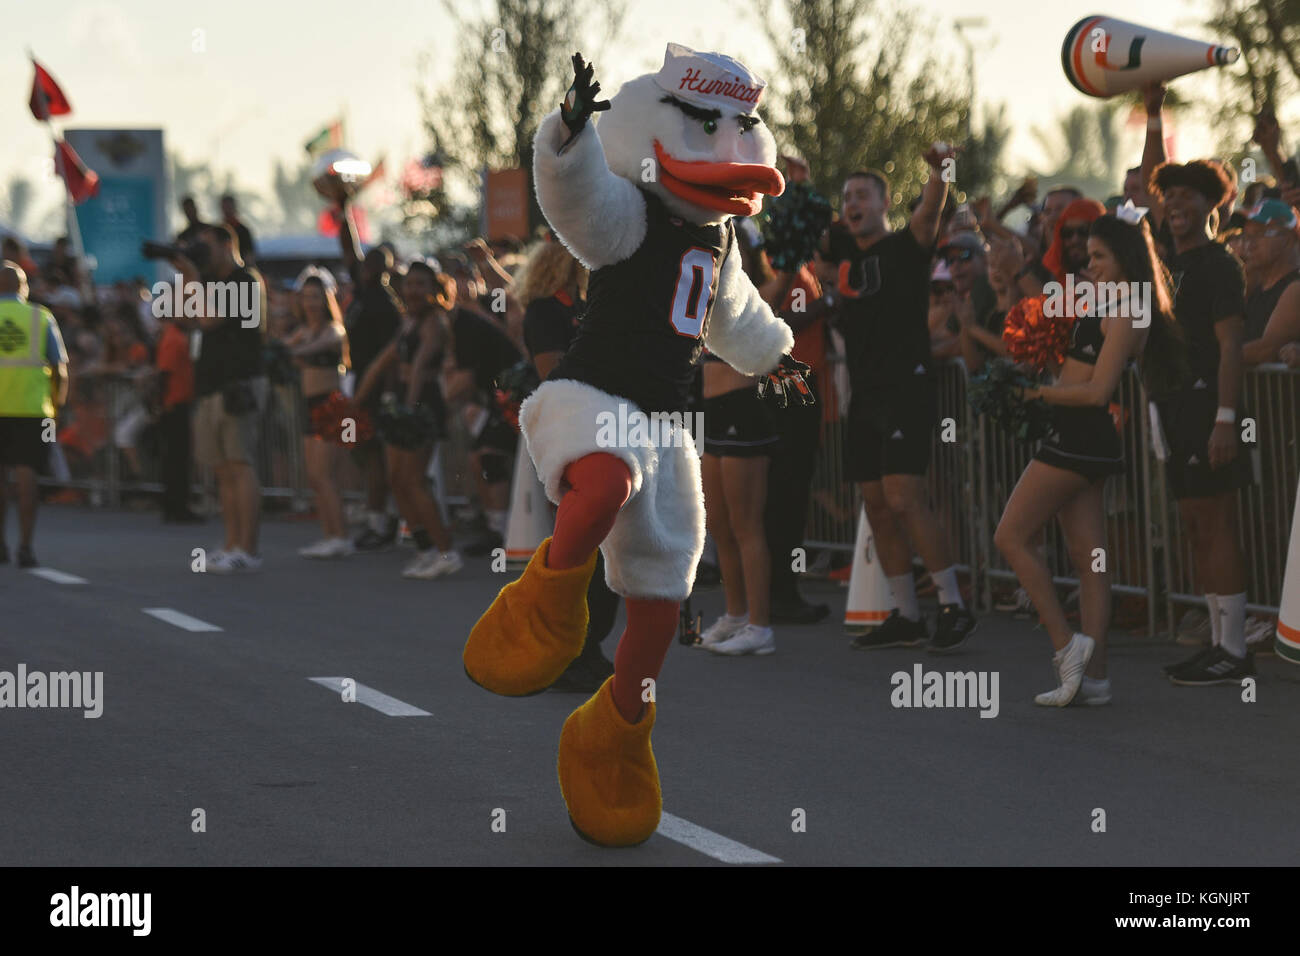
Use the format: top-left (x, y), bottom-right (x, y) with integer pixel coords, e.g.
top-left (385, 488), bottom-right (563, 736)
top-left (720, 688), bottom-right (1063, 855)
top-left (533, 54), bottom-right (646, 270)
top-left (909, 143), bottom-right (955, 249)
top-left (1138, 82), bottom-right (1168, 228)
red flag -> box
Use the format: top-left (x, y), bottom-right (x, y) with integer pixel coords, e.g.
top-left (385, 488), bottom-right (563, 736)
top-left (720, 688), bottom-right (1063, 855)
top-left (29, 60), bottom-right (72, 121)
top-left (55, 140), bottom-right (100, 204)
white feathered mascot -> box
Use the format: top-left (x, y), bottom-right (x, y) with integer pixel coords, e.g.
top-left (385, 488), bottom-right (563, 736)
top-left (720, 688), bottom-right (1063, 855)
top-left (463, 43), bottom-right (811, 847)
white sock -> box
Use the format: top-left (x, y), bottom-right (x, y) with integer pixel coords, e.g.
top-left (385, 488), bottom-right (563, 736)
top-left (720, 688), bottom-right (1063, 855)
top-left (1219, 592), bottom-right (1247, 658)
top-left (1205, 594), bottom-right (1221, 646)
top-left (486, 509), bottom-right (507, 535)
top-left (931, 565), bottom-right (963, 607)
top-left (722, 612), bottom-right (747, 625)
top-left (888, 574), bottom-right (920, 622)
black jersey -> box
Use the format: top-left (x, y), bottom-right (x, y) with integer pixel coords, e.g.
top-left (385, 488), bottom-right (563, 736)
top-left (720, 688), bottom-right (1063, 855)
top-left (1162, 240), bottom-right (1245, 394)
top-left (548, 188), bottom-right (734, 415)
top-left (827, 227), bottom-right (934, 391)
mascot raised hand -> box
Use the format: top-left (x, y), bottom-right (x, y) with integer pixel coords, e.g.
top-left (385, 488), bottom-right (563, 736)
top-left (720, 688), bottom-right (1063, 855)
top-left (463, 42), bottom-right (811, 847)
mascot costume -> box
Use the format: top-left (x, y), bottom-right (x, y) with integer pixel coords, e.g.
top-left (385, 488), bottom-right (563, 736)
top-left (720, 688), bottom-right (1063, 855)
top-left (463, 42), bottom-right (812, 847)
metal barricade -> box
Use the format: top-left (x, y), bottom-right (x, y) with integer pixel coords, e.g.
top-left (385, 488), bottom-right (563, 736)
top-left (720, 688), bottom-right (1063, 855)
top-left (1155, 364), bottom-right (1300, 632)
top-left (799, 357), bottom-right (1297, 635)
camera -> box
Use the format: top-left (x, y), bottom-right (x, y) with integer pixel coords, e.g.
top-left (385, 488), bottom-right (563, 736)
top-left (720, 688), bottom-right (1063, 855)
top-left (141, 238), bottom-right (211, 272)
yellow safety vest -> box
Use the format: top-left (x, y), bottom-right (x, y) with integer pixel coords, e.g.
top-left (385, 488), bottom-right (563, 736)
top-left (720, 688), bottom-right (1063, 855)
top-left (0, 299), bottom-right (55, 418)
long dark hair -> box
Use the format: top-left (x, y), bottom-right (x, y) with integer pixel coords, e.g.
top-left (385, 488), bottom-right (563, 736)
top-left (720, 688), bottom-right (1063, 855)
top-left (1088, 214), bottom-right (1188, 395)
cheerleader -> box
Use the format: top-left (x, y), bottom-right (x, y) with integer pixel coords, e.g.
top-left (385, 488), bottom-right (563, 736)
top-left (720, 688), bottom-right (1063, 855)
top-left (286, 268), bottom-right (352, 559)
top-left (994, 208), bottom-right (1186, 705)
top-left (355, 260), bottom-right (462, 579)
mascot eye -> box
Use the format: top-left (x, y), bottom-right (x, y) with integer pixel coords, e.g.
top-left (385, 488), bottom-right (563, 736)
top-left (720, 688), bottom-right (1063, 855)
top-left (702, 118), bottom-right (718, 135)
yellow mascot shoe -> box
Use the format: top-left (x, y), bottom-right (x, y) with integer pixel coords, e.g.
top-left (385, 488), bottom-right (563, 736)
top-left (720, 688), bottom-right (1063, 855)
top-left (463, 537), bottom-right (597, 696)
top-left (558, 675), bottom-right (661, 847)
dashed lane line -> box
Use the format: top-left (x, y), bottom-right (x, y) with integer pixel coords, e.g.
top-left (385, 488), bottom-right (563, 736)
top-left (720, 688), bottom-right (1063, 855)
top-left (142, 607), bottom-right (223, 632)
top-left (308, 677), bottom-right (432, 716)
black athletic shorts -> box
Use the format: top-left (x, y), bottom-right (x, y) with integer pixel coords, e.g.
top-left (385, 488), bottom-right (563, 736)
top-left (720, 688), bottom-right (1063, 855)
top-left (1034, 406), bottom-right (1124, 483)
top-left (702, 386), bottom-right (778, 458)
top-left (1154, 389), bottom-right (1253, 500)
top-left (843, 378), bottom-right (937, 483)
top-left (0, 416), bottom-right (50, 471)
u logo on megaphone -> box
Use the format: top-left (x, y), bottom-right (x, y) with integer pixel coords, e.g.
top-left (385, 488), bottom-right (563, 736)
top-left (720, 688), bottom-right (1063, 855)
top-left (1062, 15), bottom-right (1239, 98)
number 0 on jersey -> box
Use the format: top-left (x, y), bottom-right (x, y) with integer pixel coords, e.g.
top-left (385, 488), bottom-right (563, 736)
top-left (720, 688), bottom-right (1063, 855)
top-left (670, 247), bottom-right (716, 337)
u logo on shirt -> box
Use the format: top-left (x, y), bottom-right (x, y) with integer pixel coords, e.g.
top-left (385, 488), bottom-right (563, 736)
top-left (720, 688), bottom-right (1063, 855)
top-left (837, 257), bottom-right (882, 299)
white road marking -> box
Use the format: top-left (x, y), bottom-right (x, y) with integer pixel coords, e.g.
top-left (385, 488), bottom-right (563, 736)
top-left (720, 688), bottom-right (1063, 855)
top-left (308, 677), bottom-right (431, 717)
top-left (27, 567), bottom-right (87, 585)
top-left (142, 607), bottom-right (223, 632)
top-left (656, 812), bottom-right (782, 864)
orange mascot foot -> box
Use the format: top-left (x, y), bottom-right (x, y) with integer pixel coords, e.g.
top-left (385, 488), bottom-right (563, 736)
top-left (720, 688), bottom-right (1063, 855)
top-left (558, 676), bottom-right (661, 847)
top-left (463, 537), bottom-right (597, 696)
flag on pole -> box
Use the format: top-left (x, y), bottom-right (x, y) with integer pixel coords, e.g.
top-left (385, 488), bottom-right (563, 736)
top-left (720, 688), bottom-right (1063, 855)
top-left (55, 139), bottom-right (100, 203)
top-left (29, 58), bottom-right (72, 121)
top-left (305, 119), bottom-right (345, 157)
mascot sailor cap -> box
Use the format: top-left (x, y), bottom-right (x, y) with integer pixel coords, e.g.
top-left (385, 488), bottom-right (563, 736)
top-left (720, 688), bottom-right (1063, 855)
top-left (653, 42), bottom-right (766, 112)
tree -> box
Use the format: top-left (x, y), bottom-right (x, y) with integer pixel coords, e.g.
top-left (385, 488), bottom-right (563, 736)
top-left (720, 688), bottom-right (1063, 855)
top-left (412, 0), bottom-right (625, 243)
top-left (1205, 0), bottom-right (1300, 154)
top-left (755, 0), bottom-right (992, 216)
top-left (1029, 101), bottom-right (1128, 200)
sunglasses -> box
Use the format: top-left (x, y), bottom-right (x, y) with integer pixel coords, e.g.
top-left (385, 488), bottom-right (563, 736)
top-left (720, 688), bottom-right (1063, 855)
top-left (943, 249), bottom-right (975, 264)
top-left (1060, 226), bottom-right (1090, 240)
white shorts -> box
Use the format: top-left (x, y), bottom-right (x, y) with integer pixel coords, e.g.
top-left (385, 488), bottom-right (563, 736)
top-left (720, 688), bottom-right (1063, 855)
top-left (519, 378), bottom-right (704, 601)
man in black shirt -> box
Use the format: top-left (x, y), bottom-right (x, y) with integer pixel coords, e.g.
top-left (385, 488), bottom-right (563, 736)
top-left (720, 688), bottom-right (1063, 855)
top-left (335, 191), bottom-right (402, 550)
top-left (172, 224), bottom-right (267, 572)
top-left (823, 157), bottom-right (977, 653)
top-left (1141, 108), bottom-right (1255, 683)
top-left (176, 196), bottom-right (208, 246)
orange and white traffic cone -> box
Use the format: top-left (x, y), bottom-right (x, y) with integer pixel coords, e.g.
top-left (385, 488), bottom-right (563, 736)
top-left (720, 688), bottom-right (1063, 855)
top-left (845, 506), bottom-right (892, 634)
top-left (504, 440), bottom-right (553, 570)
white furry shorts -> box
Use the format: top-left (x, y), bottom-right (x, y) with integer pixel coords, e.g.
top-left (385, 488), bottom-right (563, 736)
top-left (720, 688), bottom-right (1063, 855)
top-left (519, 378), bottom-right (704, 602)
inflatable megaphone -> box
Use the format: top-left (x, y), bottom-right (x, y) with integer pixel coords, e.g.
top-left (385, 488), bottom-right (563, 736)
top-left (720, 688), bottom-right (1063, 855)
top-left (1062, 15), bottom-right (1239, 98)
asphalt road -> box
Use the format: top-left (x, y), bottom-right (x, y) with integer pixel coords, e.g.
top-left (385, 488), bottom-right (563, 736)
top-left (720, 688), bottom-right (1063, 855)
top-left (3, 505), bottom-right (1298, 866)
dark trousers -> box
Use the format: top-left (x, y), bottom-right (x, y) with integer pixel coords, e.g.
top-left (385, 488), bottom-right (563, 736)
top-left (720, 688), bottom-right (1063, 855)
top-left (765, 372), bottom-right (822, 602)
top-left (159, 403), bottom-right (193, 517)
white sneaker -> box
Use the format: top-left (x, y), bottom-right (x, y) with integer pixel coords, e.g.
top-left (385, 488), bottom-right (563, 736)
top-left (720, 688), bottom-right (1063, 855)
top-left (204, 548), bottom-right (232, 573)
top-left (1244, 616), bottom-right (1273, 647)
top-left (298, 537), bottom-right (354, 559)
top-left (403, 549), bottom-right (463, 579)
top-left (697, 614), bottom-right (747, 648)
top-left (223, 549), bottom-right (263, 573)
top-left (1072, 676), bottom-right (1112, 706)
top-left (1034, 633), bottom-right (1095, 707)
top-left (709, 623), bottom-right (776, 656)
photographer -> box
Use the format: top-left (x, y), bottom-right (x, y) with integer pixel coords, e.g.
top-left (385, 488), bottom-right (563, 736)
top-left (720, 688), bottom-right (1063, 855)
top-left (166, 224), bottom-right (267, 573)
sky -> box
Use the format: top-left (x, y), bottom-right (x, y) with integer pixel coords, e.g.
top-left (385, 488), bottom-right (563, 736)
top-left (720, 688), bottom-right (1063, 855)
top-left (0, 0), bottom-right (1241, 239)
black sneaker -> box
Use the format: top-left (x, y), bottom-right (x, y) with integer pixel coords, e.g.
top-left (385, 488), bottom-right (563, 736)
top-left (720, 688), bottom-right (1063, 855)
top-left (849, 610), bottom-right (927, 650)
top-left (354, 524), bottom-right (396, 553)
top-left (17, 545), bottom-right (37, 568)
top-left (1162, 646), bottom-right (1217, 676)
top-left (770, 596), bottom-right (831, 625)
top-left (929, 603), bottom-right (977, 654)
top-left (1168, 646), bottom-right (1254, 686)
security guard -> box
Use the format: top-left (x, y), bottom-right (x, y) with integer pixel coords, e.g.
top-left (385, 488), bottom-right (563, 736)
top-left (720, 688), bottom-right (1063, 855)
top-left (0, 261), bottom-right (68, 568)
